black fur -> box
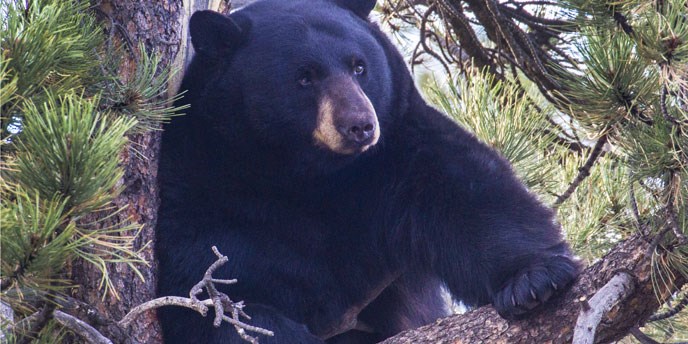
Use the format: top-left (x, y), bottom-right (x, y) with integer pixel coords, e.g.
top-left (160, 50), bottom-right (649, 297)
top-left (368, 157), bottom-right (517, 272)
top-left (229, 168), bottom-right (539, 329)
top-left (156, 0), bottom-right (581, 343)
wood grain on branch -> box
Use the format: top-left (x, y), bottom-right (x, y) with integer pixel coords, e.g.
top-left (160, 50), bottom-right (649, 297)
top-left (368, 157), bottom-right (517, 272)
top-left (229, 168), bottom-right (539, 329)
top-left (572, 272), bottom-right (635, 344)
top-left (380, 233), bottom-right (686, 344)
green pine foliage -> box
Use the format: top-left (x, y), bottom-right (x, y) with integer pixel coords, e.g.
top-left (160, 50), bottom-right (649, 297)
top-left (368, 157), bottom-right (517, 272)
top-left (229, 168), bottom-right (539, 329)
top-left (2, 0), bottom-right (103, 103)
top-left (420, 0), bottom-right (687, 340)
top-left (563, 0), bottom-right (688, 307)
top-left (1, 0), bottom-right (181, 341)
top-left (15, 94), bottom-right (135, 212)
top-left (110, 44), bottom-right (187, 133)
top-left (426, 73), bottom-right (560, 196)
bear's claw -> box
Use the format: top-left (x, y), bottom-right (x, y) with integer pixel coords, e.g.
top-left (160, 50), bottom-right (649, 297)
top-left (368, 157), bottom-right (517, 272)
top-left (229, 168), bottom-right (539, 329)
top-left (493, 254), bottom-right (580, 319)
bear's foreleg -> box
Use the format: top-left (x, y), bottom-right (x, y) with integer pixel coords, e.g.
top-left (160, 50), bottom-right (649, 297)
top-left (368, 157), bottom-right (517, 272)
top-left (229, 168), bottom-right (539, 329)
top-left (386, 107), bottom-right (581, 318)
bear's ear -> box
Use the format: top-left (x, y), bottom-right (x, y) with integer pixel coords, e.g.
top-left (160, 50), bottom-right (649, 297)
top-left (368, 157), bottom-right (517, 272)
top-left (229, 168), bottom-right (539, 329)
top-left (189, 10), bottom-right (249, 58)
top-left (332, 0), bottom-right (376, 19)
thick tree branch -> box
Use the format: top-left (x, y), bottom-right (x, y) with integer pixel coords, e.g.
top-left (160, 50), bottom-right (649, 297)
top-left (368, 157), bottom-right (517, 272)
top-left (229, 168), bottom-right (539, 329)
top-left (380, 233), bottom-right (687, 343)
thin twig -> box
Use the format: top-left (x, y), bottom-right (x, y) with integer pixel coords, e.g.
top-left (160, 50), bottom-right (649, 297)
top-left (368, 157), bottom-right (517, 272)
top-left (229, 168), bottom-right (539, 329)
top-left (648, 292), bottom-right (688, 322)
top-left (418, 4), bottom-right (453, 77)
top-left (629, 179), bottom-right (643, 233)
top-left (666, 171), bottom-right (688, 246)
top-left (54, 311), bottom-right (113, 344)
top-left (630, 327), bottom-right (660, 344)
top-left (660, 83), bottom-right (688, 126)
top-left (553, 134), bottom-right (608, 208)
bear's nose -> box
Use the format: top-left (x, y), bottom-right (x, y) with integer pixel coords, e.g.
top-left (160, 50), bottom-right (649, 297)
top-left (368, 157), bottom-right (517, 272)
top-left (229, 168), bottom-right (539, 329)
top-left (339, 118), bottom-right (376, 146)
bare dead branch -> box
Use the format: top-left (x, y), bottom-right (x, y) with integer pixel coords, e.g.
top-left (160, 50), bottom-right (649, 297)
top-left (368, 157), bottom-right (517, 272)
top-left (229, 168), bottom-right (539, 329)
top-left (118, 296), bottom-right (210, 328)
top-left (572, 272), bottom-right (635, 344)
top-left (417, 4), bottom-right (453, 76)
top-left (118, 247), bottom-right (272, 343)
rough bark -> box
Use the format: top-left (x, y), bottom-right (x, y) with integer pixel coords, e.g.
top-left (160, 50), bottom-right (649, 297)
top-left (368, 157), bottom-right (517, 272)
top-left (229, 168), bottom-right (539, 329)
top-left (69, 1), bottom-right (184, 343)
top-left (381, 233), bottom-right (686, 344)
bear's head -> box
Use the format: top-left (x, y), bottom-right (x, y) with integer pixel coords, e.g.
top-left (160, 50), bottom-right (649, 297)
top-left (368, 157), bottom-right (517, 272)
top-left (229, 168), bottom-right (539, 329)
top-left (185, 0), bottom-right (394, 173)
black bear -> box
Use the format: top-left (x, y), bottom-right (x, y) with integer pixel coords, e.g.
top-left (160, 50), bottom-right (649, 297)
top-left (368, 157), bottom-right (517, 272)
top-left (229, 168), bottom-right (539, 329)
top-left (155, 0), bottom-right (581, 343)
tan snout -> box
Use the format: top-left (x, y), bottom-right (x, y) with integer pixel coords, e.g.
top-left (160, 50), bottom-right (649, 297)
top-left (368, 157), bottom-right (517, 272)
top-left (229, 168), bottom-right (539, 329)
top-left (313, 75), bottom-right (380, 155)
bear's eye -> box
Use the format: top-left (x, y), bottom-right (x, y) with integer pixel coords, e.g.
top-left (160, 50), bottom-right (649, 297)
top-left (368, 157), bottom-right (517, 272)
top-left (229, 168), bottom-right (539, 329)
top-left (298, 74), bottom-right (313, 87)
top-left (353, 63), bottom-right (366, 76)
top-left (297, 68), bottom-right (316, 87)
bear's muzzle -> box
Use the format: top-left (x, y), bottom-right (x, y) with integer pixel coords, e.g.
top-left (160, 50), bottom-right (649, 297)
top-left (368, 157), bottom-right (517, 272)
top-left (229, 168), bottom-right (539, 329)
top-left (314, 75), bottom-right (380, 155)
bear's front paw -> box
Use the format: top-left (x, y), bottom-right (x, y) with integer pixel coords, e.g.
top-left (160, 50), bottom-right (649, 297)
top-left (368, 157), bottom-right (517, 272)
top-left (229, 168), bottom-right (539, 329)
top-left (493, 255), bottom-right (580, 319)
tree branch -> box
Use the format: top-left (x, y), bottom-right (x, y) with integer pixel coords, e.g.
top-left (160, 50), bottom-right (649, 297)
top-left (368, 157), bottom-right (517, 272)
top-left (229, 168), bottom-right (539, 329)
top-left (8, 247), bottom-right (272, 344)
top-left (630, 327), bottom-right (661, 344)
top-left (118, 246), bottom-right (274, 343)
top-left (53, 310), bottom-right (114, 344)
top-left (648, 291), bottom-right (688, 322)
top-left (118, 296), bottom-right (210, 328)
top-left (572, 272), bottom-right (635, 344)
top-left (380, 233), bottom-right (687, 343)
top-left (660, 83), bottom-right (686, 126)
top-left (553, 134), bottom-right (608, 208)
top-left (435, 0), bottom-right (502, 78)
top-left (16, 302), bottom-right (55, 344)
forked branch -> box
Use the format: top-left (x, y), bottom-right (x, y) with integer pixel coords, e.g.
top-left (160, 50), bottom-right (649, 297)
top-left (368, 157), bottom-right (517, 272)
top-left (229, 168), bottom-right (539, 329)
top-left (119, 246), bottom-right (274, 343)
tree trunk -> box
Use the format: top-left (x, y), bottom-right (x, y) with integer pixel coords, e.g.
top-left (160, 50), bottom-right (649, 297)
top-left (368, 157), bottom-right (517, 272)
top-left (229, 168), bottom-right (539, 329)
top-left (65, 1), bottom-right (254, 343)
top-left (69, 1), bottom-right (183, 343)
top-left (380, 233), bottom-right (686, 344)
